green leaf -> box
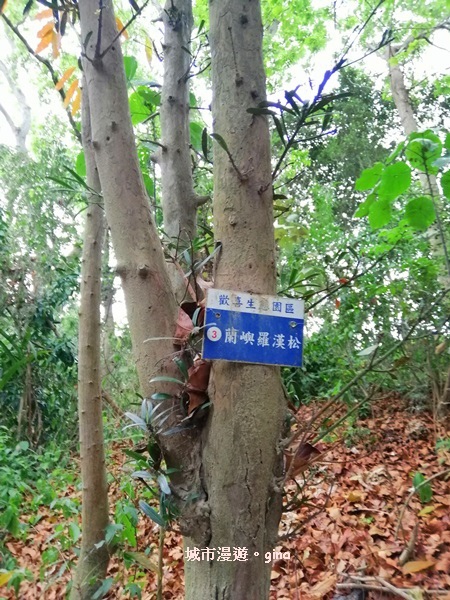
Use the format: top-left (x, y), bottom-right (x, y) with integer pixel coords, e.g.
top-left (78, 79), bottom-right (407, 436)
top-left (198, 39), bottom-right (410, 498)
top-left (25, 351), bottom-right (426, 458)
top-left (124, 412), bottom-right (148, 431)
top-left (173, 357), bottom-right (188, 381)
top-left (273, 116), bottom-right (286, 146)
top-left (149, 375), bottom-right (184, 385)
top-left (412, 472), bottom-right (433, 504)
top-left (123, 56), bottom-right (138, 84)
top-left (378, 162), bottom-right (411, 201)
top-left (137, 87), bottom-right (161, 107)
top-left (441, 170), bottom-right (450, 200)
top-left (190, 122), bottom-right (204, 152)
top-left (123, 449), bottom-right (149, 464)
top-left (143, 174), bottom-right (154, 198)
top-left (355, 163), bottom-right (383, 191)
top-left (354, 193), bottom-right (376, 218)
top-left (201, 127), bottom-right (208, 160)
top-left (129, 90), bottom-right (152, 125)
top-left (157, 474), bottom-right (171, 495)
top-left (92, 577), bottom-right (114, 599)
top-left (75, 152), bottom-right (86, 177)
top-left (405, 196), bottom-right (436, 231)
top-left (69, 522), bottom-right (81, 543)
top-left (151, 392), bottom-right (172, 401)
top-left (368, 198), bottom-right (392, 229)
top-left (445, 133), bottom-right (450, 151)
top-left (211, 133), bottom-right (229, 153)
top-left (124, 551), bottom-right (158, 573)
top-left (405, 131), bottom-right (442, 174)
top-left (139, 500), bottom-right (165, 527)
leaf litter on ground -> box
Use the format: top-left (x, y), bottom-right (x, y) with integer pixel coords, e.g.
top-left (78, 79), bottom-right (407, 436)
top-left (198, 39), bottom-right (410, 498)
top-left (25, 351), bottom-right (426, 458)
top-left (2, 395), bottom-right (449, 599)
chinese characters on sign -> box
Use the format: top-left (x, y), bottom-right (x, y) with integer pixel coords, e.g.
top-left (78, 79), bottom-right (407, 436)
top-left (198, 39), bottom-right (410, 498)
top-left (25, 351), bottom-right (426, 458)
top-left (202, 289), bottom-right (304, 367)
top-left (184, 547), bottom-right (291, 563)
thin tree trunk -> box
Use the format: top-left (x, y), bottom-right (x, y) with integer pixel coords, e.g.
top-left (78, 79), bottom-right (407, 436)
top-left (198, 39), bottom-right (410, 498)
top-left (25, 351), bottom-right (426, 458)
top-left (159, 0), bottom-right (196, 242)
top-left (185, 2), bottom-right (285, 598)
top-left (386, 44), bottom-right (450, 417)
top-left (101, 228), bottom-right (115, 378)
top-left (158, 0), bottom-right (209, 303)
top-left (0, 47), bottom-right (31, 152)
top-left (70, 81), bottom-right (109, 600)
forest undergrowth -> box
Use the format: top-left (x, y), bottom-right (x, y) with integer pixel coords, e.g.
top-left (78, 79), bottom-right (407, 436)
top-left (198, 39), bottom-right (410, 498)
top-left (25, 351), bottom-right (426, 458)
top-left (1, 395), bottom-right (449, 600)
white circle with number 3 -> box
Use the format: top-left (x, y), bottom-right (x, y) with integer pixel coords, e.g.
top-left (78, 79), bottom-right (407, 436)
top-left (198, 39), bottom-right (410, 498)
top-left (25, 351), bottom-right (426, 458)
top-left (207, 326), bottom-right (222, 342)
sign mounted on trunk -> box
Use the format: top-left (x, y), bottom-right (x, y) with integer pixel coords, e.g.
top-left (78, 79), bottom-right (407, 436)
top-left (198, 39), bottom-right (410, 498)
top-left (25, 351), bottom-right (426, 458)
top-left (202, 289), bottom-right (304, 367)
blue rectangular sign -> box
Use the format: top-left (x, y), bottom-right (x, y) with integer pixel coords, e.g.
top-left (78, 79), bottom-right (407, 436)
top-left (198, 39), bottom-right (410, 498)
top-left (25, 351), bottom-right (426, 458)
top-left (202, 289), bottom-right (304, 367)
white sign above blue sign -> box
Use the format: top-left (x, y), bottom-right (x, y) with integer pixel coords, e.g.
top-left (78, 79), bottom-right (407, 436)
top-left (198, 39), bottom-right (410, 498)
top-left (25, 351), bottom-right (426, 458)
top-left (202, 289), bottom-right (304, 367)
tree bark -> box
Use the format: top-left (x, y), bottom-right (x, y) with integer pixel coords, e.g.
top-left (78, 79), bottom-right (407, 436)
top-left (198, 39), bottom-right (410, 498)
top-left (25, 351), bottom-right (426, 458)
top-left (159, 0), bottom-right (196, 243)
top-left (184, 2), bottom-right (285, 598)
top-left (70, 82), bottom-right (109, 599)
top-left (101, 228), bottom-right (115, 379)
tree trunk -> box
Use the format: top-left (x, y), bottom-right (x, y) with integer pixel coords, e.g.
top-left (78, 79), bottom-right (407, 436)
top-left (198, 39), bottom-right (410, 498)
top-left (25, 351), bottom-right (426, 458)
top-left (159, 0), bottom-right (196, 242)
top-left (101, 228), bottom-right (115, 379)
top-left (158, 0), bottom-right (209, 304)
top-left (184, 1), bottom-right (285, 598)
top-left (70, 81), bottom-right (109, 600)
top-left (386, 44), bottom-right (450, 417)
top-left (77, 0), bottom-right (207, 534)
top-left (0, 48), bottom-right (31, 152)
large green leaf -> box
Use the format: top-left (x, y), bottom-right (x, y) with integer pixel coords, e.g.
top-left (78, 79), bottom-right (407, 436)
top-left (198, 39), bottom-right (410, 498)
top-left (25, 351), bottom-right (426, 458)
top-left (129, 91), bottom-right (151, 125)
top-left (441, 170), bottom-right (450, 200)
top-left (355, 162), bottom-right (383, 191)
top-left (404, 196), bottom-right (436, 231)
top-left (190, 122), bottom-right (204, 152)
top-left (378, 161), bottom-right (411, 201)
top-left (123, 56), bottom-right (138, 84)
top-left (368, 198), bottom-right (391, 229)
top-left (405, 130), bottom-right (442, 175)
top-left (354, 193), bottom-right (376, 218)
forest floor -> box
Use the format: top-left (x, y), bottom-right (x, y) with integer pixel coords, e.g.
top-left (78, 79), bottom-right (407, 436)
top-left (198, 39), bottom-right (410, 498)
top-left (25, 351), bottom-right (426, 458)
top-left (2, 395), bottom-right (450, 599)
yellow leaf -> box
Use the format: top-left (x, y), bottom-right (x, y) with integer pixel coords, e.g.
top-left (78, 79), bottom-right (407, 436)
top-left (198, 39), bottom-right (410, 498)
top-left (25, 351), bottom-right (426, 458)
top-left (0, 571), bottom-right (13, 586)
top-left (35, 9), bottom-right (53, 20)
top-left (71, 88), bottom-right (81, 116)
top-left (418, 505), bottom-right (436, 516)
top-left (347, 491), bottom-right (363, 503)
top-left (63, 79), bottom-right (79, 108)
top-left (402, 560), bottom-right (435, 574)
top-left (55, 67), bottom-right (76, 91)
top-left (37, 21), bottom-right (54, 38)
top-left (144, 34), bottom-right (153, 65)
top-left (116, 17), bottom-right (129, 40)
top-left (0, 0), bottom-right (8, 15)
top-left (36, 31), bottom-right (53, 54)
top-left (51, 31), bottom-right (60, 59)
